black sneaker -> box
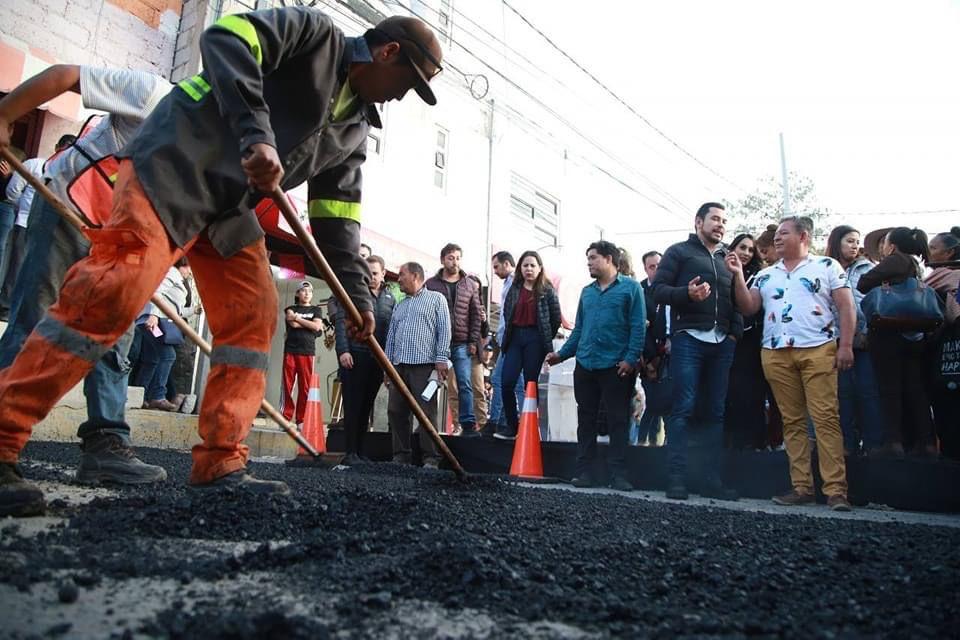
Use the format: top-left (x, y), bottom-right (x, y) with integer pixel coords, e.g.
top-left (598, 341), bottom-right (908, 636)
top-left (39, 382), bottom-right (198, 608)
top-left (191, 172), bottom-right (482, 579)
top-left (571, 475), bottom-right (594, 488)
top-left (340, 453), bottom-right (364, 466)
top-left (699, 480), bottom-right (739, 502)
top-left (665, 476), bottom-right (689, 500)
top-left (190, 470), bottom-right (290, 495)
top-left (493, 426), bottom-right (517, 440)
top-left (0, 462), bottom-right (46, 517)
top-left (610, 476), bottom-right (633, 492)
top-left (459, 425), bottom-right (482, 438)
top-left (77, 434), bottom-right (168, 485)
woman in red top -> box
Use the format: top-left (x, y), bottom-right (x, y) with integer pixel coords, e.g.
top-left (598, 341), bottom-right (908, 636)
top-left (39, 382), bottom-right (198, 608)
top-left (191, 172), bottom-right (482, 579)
top-left (495, 251), bottom-right (562, 439)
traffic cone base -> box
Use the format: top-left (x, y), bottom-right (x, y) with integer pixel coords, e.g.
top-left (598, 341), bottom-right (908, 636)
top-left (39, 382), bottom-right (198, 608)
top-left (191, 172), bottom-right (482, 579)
top-left (509, 381), bottom-right (544, 479)
top-left (297, 373), bottom-right (327, 456)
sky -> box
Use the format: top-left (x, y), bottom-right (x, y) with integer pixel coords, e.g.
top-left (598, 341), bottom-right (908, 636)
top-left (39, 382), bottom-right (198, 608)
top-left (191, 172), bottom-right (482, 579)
top-left (510, 0), bottom-right (960, 239)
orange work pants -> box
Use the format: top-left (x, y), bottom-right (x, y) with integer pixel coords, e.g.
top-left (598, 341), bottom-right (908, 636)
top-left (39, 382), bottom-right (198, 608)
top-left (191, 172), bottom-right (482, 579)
top-left (0, 160), bottom-right (277, 484)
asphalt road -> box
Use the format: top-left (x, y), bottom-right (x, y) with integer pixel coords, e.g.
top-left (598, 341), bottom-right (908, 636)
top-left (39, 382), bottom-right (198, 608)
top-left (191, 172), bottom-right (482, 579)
top-left (2, 441), bottom-right (958, 639)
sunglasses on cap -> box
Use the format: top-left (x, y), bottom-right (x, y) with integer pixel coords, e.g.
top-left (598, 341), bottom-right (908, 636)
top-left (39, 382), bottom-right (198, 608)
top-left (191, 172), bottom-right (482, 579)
top-left (371, 28), bottom-right (443, 78)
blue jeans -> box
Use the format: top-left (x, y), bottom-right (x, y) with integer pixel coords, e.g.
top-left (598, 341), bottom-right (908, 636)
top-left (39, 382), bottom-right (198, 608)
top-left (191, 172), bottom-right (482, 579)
top-left (0, 200), bottom-right (15, 297)
top-left (666, 332), bottom-right (735, 479)
top-left (135, 325), bottom-right (177, 402)
top-left (0, 197), bottom-right (134, 442)
top-left (838, 348), bottom-right (884, 452)
top-left (449, 343), bottom-right (476, 427)
top-left (500, 327), bottom-right (545, 430)
top-left (489, 352), bottom-right (523, 428)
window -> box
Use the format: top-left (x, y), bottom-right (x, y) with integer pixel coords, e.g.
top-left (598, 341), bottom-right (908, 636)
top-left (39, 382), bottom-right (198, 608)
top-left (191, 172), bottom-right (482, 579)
top-left (509, 173), bottom-right (560, 247)
top-left (434, 126), bottom-right (448, 191)
top-left (437, 0), bottom-right (453, 44)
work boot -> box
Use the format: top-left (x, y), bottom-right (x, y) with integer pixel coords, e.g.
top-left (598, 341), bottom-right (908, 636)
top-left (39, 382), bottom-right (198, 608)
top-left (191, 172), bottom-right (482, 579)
top-left (190, 470), bottom-right (290, 495)
top-left (610, 476), bottom-right (633, 492)
top-left (665, 476), bottom-right (688, 500)
top-left (169, 393), bottom-right (187, 411)
top-left (772, 490), bottom-right (815, 506)
top-left (0, 462), bottom-right (46, 517)
top-left (422, 459), bottom-right (441, 470)
top-left (143, 398), bottom-right (180, 412)
top-left (77, 434), bottom-right (168, 485)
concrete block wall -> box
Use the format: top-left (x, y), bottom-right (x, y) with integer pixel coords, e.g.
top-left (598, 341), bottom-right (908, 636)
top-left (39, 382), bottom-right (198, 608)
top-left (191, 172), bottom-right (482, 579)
top-left (170, 0), bottom-right (209, 82)
top-left (0, 0), bottom-right (183, 78)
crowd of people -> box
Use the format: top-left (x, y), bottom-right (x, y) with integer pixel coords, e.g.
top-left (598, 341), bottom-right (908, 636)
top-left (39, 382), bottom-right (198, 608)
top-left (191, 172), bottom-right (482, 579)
top-left (0, 5), bottom-right (956, 520)
top-left (322, 206), bottom-right (959, 513)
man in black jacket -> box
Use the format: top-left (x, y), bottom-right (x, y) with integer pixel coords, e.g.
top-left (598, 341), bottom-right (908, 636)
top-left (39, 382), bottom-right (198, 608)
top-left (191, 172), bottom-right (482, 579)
top-left (0, 8), bottom-right (443, 509)
top-left (651, 202), bottom-right (741, 501)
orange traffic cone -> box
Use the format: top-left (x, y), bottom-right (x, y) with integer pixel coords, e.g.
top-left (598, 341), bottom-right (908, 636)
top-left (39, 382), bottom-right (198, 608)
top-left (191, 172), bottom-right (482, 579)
top-left (297, 373), bottom-right (326, 456)
top-left (509, 381), bottom-right (544, 478)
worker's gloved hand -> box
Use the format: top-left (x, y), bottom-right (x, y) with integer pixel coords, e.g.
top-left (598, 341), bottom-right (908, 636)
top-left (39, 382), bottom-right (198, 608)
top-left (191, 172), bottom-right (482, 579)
top-left (346, 309), bottom-right (376, 342)
top-left (241, 143), bottom-right (284, 193)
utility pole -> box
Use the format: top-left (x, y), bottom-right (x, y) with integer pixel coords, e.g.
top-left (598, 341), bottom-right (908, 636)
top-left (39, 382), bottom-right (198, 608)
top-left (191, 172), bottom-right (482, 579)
top-left (779, 132), bottom-right (792, 216)
top-left (484, 98), bottom-right (495, 313)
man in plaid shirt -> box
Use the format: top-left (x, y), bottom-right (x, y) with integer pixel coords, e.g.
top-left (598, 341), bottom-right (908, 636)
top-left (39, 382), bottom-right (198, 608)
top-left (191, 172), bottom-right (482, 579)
top-left (385, 262), bottom-right (451, 467)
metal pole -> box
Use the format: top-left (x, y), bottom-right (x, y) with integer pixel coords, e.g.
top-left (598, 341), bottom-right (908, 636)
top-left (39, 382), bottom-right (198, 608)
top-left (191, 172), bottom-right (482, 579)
top-left (269, 187), bottom-right (468, 479)
top-left (483, 98), bottom-right (495, 313)
top-left (0, 148), bottom-right (322, 459)
top-left (779, 132), bottom-right (792, 216)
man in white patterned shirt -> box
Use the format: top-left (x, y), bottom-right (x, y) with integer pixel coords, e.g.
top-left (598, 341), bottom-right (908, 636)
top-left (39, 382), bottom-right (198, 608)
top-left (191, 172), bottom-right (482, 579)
top-left (727, 215), bottom-right (856, 511)
top-left (385, 261), bottom-right (451, 467)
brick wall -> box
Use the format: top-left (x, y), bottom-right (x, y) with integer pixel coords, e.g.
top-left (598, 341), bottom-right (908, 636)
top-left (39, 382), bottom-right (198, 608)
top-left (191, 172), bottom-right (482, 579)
top-left (0, 0), bottom-right (183, 78)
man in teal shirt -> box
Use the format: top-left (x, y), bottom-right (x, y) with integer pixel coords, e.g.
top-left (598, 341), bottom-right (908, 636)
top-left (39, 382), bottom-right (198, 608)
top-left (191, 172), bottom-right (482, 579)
top-left (547, 241), bottom-right (646, 490)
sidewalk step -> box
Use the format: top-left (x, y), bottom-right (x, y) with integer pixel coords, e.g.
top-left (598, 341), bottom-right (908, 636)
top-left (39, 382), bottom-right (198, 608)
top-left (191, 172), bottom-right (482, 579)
top-left (33, 406), bottom-right (299, 459)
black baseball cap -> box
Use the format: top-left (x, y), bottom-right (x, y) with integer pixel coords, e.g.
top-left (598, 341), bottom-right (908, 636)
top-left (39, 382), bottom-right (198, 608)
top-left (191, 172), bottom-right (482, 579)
top-left (373, 16), bottom-right (443, 106)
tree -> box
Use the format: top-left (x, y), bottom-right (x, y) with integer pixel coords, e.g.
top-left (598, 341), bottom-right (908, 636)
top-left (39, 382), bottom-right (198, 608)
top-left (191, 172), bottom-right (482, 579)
top-left (725, 172), bottom-right (832, 242)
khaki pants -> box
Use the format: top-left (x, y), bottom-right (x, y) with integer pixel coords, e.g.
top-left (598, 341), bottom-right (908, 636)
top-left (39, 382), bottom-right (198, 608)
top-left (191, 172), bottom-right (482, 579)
top-left (761, 341), bottom-right (848, 497)
top-left (446, 355), bottom-right (487, 428)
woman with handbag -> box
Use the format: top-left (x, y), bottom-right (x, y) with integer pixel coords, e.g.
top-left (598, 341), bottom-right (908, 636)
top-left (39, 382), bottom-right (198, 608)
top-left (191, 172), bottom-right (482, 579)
top-left (857, 227), bottom-right (937, 456)
top-left (826, 225), bottom-right (883, 455)
top-left (136, 258), bottom-right (199, 412)
top-left (494, 250), bottom-right (562, 440)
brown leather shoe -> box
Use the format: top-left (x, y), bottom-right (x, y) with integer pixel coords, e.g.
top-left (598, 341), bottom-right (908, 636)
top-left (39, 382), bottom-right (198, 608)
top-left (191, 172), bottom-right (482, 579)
top-left (827, 495), bottom-right (852, 512)
top-left (143, 398), bottom-right (180, 412)
top-left (170, 393), bottom-right (187, 411)
top-left (772, 490), bottom-right (815, 506)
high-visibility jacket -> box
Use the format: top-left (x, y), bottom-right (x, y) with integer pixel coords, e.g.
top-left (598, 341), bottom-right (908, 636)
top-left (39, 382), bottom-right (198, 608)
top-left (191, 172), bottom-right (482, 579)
top-left (119, 7), bottom-right (378, 313)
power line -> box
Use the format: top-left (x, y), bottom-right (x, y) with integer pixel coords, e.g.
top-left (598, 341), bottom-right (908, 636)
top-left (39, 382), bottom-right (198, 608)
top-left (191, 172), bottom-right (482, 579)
top-left (500, 0), bottom-right (747, 195)
top-left (395, 0), bottom-right (721, 198)
top-left (826, 208), bottom-right (960, 217)
top-left (386, 1), bottom-right (694, 218)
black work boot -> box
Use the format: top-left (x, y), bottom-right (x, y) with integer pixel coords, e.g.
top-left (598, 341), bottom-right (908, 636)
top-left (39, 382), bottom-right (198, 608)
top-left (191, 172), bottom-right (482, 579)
top-left (190, 470), bottom-right (290, 495)
top-left (0, 462), bottom-right (46, 517)
top-left (665, 475), bottom-right (689, 500)
top-left (77, 434), bottom-right (168, 485)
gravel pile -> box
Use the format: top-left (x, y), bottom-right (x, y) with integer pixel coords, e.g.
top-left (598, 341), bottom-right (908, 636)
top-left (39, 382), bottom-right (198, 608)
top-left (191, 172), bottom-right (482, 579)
top-left (2, 441), bottom-right (958, 638)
